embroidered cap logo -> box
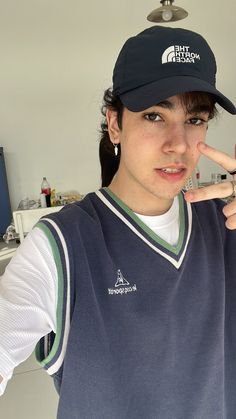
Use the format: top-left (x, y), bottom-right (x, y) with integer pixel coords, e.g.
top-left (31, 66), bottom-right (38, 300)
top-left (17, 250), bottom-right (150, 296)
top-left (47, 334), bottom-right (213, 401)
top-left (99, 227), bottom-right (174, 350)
top-left (162, 45), bottom-right (201, 64)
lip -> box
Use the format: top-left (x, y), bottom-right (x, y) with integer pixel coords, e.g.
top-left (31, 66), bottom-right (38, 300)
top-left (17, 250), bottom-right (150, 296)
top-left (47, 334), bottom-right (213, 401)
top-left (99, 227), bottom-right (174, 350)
top-left (155, 166), bottom-right (187, 182)
top-left (158, 164), bottom-right (186, 170)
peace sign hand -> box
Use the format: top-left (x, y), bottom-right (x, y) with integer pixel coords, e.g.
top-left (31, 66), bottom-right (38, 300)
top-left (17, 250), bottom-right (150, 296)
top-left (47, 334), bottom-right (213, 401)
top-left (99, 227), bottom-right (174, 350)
top-left (184, 142), bottom-right (236, 230)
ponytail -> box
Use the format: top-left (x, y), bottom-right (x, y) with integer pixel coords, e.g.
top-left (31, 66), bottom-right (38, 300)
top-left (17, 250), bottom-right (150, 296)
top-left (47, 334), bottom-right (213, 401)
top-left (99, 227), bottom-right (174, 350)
top-left (99, 88), bottom-right (124, 187)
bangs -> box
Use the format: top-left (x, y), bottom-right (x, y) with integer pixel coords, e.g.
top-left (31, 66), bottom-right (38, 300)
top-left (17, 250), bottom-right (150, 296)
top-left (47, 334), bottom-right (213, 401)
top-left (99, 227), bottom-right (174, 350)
top-left (179, 92), bottom-right (217, 120)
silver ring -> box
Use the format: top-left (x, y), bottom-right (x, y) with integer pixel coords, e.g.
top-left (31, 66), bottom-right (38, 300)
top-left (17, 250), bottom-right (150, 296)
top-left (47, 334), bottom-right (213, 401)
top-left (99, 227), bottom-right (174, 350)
top-left (229, 180), bottom-right (236, 198)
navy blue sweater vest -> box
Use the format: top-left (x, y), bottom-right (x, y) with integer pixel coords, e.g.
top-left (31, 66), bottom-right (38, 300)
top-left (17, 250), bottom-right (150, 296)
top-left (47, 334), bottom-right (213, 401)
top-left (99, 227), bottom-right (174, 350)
top-left (36, 189), bottom-right (236, 419)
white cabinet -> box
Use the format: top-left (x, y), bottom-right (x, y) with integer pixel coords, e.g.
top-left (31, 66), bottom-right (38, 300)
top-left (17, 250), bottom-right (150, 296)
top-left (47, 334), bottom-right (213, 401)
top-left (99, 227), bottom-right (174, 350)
top-left (13, 206), bottom-right (63, 243)
top-left (0, 241), bottom-right (19, 275)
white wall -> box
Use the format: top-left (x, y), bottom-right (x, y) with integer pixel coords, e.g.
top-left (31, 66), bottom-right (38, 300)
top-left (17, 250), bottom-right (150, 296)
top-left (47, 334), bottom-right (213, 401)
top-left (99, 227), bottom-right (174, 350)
top-left (0, 0), bottom-right (235, 210)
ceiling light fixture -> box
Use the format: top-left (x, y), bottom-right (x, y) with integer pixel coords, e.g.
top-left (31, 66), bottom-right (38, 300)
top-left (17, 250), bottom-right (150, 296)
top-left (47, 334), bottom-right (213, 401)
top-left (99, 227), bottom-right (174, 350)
top-left (147, 0), bottom-right (188, 23)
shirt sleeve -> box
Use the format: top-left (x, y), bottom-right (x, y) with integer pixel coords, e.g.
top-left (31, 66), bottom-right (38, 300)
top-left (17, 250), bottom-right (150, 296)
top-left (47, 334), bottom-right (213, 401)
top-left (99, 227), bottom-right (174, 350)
top-left (0, 226), bottom-right (57, 395)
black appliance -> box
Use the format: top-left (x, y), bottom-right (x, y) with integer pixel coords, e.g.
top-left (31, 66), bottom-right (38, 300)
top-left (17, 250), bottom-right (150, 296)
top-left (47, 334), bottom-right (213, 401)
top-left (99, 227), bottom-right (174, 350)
top-left (0, 147), bottom-right (12, 236)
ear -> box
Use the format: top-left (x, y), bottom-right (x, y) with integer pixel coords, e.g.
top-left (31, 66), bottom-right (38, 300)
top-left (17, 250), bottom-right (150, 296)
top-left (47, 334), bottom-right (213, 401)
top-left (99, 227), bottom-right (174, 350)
top-left (106, 109), bottom-right (121, 144)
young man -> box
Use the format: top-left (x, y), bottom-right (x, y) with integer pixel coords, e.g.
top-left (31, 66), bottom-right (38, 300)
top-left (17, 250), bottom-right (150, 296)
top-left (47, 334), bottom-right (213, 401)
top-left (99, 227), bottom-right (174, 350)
top-left (1, 26), bottom-right (236, 418)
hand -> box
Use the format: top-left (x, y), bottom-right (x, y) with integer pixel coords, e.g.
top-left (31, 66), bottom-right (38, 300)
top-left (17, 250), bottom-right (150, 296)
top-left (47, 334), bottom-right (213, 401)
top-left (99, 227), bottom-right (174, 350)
top-left (184, 142), bottom-right (236, 230)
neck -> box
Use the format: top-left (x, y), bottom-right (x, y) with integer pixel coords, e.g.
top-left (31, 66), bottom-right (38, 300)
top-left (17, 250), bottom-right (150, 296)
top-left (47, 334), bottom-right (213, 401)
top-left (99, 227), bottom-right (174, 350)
top-left (108, 178), bottom-right (174, 216)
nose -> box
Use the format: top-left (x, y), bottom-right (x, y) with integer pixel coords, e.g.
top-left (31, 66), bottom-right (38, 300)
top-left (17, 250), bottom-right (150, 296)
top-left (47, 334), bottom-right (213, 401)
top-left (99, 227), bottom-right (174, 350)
top-left (162, 123), bottom-right (188, 155)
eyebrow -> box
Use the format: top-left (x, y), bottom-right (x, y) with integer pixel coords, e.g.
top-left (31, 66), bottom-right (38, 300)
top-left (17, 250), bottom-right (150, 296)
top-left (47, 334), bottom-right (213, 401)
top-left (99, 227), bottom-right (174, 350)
top-left (187, 105), bottom-right (211, 114)
top-left (156, 100), bottom-right (174, 109)
top-left (156, 100), bottom-right (210, 115)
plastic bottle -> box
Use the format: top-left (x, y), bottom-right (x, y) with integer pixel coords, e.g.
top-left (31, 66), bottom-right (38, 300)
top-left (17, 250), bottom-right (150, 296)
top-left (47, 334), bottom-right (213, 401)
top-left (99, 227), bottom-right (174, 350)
top-left (41, 177), bottom-right (51, 207)
top-left (50, 189), bottom-right (57, 207)
top-left (40, 193), bottom-right (47, 208)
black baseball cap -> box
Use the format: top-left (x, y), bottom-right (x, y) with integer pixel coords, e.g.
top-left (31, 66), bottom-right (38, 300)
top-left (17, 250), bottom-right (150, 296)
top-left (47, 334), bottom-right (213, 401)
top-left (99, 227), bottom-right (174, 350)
top-left (112, 26), bottom-right (236, 114)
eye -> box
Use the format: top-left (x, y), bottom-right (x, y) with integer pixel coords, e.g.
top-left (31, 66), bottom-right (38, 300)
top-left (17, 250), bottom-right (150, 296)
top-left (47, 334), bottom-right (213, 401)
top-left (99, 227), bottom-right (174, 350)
top-left (144, 112), bottom-right (162, 122)
top-left (187, 117), bottom-right (208, 126)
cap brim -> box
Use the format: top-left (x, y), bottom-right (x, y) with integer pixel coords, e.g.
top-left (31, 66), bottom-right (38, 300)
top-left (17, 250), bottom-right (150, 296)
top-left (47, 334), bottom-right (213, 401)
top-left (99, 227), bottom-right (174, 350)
top-left (119, 76), bottom-right (236, 115)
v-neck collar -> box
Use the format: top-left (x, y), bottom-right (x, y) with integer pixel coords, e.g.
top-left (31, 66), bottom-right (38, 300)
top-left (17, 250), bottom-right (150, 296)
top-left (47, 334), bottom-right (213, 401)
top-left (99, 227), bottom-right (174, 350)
top-left (95, 187), bottom-right (192, 269)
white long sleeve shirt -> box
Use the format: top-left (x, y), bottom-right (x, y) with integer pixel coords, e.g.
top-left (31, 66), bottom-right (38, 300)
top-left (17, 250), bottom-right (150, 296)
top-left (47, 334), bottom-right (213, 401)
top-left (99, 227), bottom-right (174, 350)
top-left (0, 196), bottom-right (179, 395)
top-left (0, 227), bottom-right (58, 395)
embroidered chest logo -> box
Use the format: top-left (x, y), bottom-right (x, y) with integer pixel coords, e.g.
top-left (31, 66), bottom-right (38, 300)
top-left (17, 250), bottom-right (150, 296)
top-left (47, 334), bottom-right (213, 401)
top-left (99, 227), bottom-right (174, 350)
top-left (108, 269), bottom-right (137, 296)
top-left (162, 45), bottom-right (201, 64)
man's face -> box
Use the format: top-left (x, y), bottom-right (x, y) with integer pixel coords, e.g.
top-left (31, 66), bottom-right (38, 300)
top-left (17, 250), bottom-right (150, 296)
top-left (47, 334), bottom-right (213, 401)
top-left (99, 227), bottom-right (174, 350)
top-left (107, 95), bottom-right (209, 215)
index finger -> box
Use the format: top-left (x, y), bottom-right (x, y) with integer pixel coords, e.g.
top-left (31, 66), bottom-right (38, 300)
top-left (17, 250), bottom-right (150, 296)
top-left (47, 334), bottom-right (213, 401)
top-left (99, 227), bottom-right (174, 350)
top-left (198, 142), bottom-right (236, 173)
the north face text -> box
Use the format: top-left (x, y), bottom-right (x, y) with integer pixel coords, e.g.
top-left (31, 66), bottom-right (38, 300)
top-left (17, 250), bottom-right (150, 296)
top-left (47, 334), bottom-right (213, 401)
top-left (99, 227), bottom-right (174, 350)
top-left (162, 45), bottom-right (201, 64)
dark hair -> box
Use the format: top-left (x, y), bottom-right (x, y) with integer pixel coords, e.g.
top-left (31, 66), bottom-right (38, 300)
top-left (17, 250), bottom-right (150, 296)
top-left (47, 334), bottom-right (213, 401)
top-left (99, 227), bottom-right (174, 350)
top-left (99, 88), bottom-right (124, 187)
top-left (99, 88), bottom-right (217, 187)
